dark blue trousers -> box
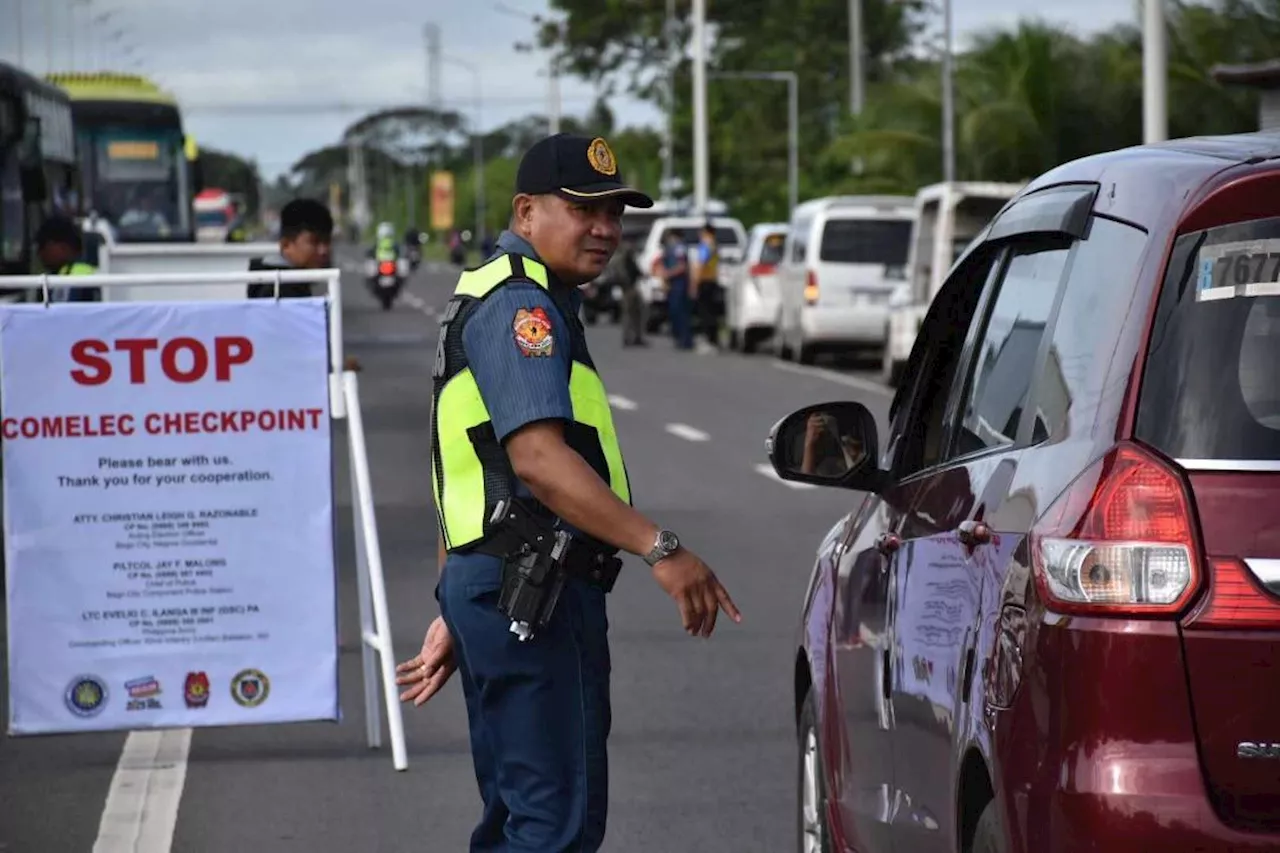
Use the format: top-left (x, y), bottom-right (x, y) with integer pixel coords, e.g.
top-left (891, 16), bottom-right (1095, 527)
top-left (667, 281), bottom-right (694, 350)
top-left (438, 552), bottom-right (611, 852)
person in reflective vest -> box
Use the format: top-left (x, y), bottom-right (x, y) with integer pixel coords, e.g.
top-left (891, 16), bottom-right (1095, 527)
top-left (36, 215), bottom-right (98, 303)
top-left (373, 221), bottom-right (398, 261)
top-left (395, 133), bottom-right (742, 853)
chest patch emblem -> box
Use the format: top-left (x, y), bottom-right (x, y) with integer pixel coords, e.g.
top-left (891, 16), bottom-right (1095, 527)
top-left (513, 307), bottom-right (554, 357)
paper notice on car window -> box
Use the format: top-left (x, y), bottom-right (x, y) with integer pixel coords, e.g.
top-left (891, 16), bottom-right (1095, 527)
top-left (1196, 238), bottom-right (1280, 301)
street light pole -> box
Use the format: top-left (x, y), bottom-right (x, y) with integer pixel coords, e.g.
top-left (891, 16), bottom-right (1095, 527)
top-left (661, 0), bottom-right (677, 202)
top-left (692, 0), bottom-right (709, 216)
top-left (710, 71), bottom-right (798, 218)
top-left (1143, 0), bottom-right (1168, 143)
top-left (492, 3), bottom-right (564, 137)
top-left (444, 56), bottom-right (486, 247)
top-left (849, 0), bottom-right (863, 115)
top-left (942, 0), bottom-right (955, 183)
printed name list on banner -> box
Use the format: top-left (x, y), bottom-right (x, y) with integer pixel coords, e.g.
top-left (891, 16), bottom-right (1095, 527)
top-left (0, 299), bottom-right (338, 735)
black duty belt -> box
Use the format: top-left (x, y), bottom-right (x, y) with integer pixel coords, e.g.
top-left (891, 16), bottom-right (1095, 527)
top-left (471, 528), bottom-right (621, 591)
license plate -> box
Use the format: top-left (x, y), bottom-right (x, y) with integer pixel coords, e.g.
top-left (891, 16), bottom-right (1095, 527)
top-left (378, 276), bottom-right (396, 287)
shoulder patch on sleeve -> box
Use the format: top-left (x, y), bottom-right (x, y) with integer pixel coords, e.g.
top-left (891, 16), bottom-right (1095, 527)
top-left (512, 307), bottom-right (555, 358)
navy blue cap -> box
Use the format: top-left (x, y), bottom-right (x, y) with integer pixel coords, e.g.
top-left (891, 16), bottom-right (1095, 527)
top-left (516, 133), bottom-right (654, 209)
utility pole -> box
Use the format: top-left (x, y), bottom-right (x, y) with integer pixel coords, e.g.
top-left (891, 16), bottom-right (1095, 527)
top-left (849, 0), bottom-right (863, 115)
top-left (941, 0), bottom-right (955, 183)
top-left (660, 0), bottom-right (677, 203)
top-left (1143, 0), bottom-right (1168, 143)
top-left (548, 62), bottom-right (561, 135)
top-left (14, 0), bottom-right (24, 66)
top-left (490, 4), bottom-right (563, 136)
top-left (691, 0), bottom-right (708, 216)
top-left (424, 23), bottom-right (442, 111)
top-left (46, 1), bottom-right (54, 72)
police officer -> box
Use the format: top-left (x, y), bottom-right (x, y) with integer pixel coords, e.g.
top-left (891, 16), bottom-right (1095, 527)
top-left (396, 133), bottom-right (742, 852)
top-left (371, 221), bottom-right (398, 261)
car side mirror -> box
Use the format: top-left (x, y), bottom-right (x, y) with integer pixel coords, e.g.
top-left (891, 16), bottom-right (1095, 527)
top-left (766, 401), bottom-right (887, 492)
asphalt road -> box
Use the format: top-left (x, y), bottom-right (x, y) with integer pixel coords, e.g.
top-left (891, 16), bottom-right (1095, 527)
top-left (0, 249), bottom-right (894, 853)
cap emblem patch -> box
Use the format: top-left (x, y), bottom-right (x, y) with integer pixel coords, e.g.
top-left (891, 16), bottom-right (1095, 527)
top-left (586, 138), bottom-right (617, 177)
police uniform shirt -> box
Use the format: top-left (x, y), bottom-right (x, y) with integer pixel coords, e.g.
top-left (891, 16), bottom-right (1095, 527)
top-left (440, 230), bottom-right (584, 582)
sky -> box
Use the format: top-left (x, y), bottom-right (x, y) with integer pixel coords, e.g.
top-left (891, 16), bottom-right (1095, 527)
top-left (2, 0), bottom-right (1137, 180)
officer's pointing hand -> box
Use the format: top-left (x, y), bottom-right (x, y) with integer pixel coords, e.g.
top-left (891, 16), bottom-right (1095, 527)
top-left (395, 615), bottom-right (457, 706)
top-left (651, 548), bottom-right (742, 638)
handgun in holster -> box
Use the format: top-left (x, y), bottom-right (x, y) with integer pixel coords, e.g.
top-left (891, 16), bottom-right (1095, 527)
top-left (490, 500), bottom-right (570, 642)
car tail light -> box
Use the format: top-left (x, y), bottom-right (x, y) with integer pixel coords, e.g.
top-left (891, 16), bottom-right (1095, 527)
top-left (749, 262), bottom-right (775, 277)
top-left (804, 269), bottom-right (819, 305)
top-left (1029, 442), bottom-right (1202, 617)
top-left (378, 261), bottom-right (396, 276)
top-left (1181, 558), bottom-right (1280, 630)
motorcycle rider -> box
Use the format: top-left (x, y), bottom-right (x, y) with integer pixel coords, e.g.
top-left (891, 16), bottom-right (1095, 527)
top-left (370, 221), bottom-right (399, 263)
top-left (367, 221), bottom-right (405, 309)
top-left (403, 226), bottom-right (424, 270)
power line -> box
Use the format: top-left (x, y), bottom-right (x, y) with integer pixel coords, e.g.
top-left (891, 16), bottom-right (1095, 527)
top-left (179, 96), bottom-right (599, 116)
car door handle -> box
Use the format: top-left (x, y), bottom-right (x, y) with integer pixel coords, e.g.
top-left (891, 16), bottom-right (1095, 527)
top-left (875, 532), bottom-right (901, 555)
top-left (957, 520), bottom-right (992, 548)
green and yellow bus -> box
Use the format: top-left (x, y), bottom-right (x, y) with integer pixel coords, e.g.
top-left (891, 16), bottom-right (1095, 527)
top-left (45, 72), bottom-right (202, 242)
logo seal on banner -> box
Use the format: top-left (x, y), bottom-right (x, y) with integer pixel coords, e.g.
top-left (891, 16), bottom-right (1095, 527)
top-left (231, 668), bottom-right (270, 707)
top-left (65, 675), bottom-right (108, 717)
top-left (184, 672), bottom-right (210, 708)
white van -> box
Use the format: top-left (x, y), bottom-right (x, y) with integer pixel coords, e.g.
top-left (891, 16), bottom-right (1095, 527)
top-left (725, 222), bottom-right (788, 353)
top-left (636, 215), bottom-right (748, 332)
top-left (880, 181), bottom-right (1025, 385)
top-left (775, 195), bottom-right (915, 364)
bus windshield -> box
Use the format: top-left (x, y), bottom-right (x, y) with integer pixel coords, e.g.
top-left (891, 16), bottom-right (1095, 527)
top-left (89, 131), bottom-right (190, 241)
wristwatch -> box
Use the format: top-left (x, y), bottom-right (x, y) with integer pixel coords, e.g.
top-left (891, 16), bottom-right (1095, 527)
top-left (643, 529), bottom-right (681, 567)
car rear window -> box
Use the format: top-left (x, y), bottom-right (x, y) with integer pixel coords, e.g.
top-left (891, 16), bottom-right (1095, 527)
top-left (819, 218), bottom-right (912, 265)
top-left (1136, 215), bottom-right (1280, 462)
top-left (758, 232), bottom-right (786, 265)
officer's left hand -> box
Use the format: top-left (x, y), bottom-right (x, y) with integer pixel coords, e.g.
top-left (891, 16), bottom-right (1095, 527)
top-left (395, 616), bottom-right (456, 706)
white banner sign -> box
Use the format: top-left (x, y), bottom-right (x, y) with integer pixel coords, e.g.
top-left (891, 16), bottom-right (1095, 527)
top-left (1, 299), bottom-right (338, 735)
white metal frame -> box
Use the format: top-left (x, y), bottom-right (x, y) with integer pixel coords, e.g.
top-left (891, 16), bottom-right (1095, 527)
top-left (0, 268), bottom-right (409, 771)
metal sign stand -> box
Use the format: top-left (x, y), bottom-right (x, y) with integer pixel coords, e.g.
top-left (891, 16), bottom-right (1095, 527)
top-left (0, 268), bottom-right (409, 771)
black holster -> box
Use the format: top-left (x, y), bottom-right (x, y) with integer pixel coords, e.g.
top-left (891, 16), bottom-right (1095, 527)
top-left (483, 499), bottom-right (622, 642)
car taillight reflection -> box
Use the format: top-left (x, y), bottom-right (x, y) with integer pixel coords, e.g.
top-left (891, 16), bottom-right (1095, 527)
top-left (749, 262), bottom-right (776, 277)
top-left (379, 261), bottom-right (396, 276)
top-left (1029, 442), bottom-right (1202, 616)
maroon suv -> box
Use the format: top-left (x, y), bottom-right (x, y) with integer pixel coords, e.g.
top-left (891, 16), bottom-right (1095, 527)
top-left (768, 132), bottom-right (1280, 853)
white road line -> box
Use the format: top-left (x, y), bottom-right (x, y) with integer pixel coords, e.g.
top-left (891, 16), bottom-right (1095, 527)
top-left (753, 463), bottom-right (817, 490)
top-left (399, 293), bottom-right (437, 318)
top-left (665, 423), bottom-right (710, 442)
top-left (93, 728), bottom-right (192, 853)
top-left (772, 360), bottom-right (894, 398)
top-left (608, 394), bottom-right (638, 411)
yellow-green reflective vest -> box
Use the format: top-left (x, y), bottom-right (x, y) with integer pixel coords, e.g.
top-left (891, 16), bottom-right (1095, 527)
top-left (430, 252), bottom-right (632, 552)
top-left (59, 262), bottom-right (97, 275)
top-left (375, 237), bottom-right (397, 261)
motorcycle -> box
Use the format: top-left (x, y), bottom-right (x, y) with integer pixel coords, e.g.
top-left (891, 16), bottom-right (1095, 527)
top-left (407, 245), bottom-right (422, 270)
top-left (364, 256), bottom-right (408, 311)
